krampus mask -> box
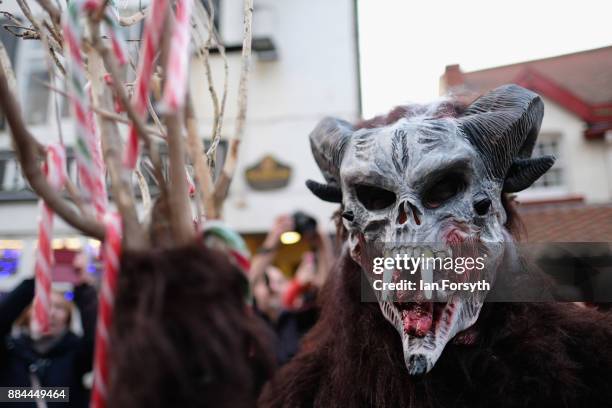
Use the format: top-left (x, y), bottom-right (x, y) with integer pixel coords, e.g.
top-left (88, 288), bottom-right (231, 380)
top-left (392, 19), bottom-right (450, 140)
top-left (306, 85), bottom-right (554, 375)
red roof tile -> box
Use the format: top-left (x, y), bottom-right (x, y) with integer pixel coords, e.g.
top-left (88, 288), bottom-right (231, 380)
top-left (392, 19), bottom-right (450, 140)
top-left (517, 203), bottom-right (612, 242)
top-left (455, 46), bottom-right (612, 105)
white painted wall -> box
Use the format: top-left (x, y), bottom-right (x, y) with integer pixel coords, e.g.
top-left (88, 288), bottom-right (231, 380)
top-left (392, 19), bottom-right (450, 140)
top-left (191, 0), bottom-right (359, 232)
top-left (0, 0), bottom-right (358, 287)
top-left (517, 96), bottom-right (612, 203)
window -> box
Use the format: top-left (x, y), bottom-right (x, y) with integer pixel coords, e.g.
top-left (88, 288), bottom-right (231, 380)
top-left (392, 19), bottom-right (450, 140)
top-left (0, 18), bottom-right (19, 130)
top-left (14, 37), bottom-right (70, 126)
top-left (0, 149), bottom-right (76, 200)
top-left (529, 133), bottom-right (563, 189)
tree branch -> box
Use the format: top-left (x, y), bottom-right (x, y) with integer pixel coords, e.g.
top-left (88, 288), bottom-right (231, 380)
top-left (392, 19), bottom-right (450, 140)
top-left (118, 8), bottom-right (148, 27)
top-left (86, 23), bottom-right (147, 249)
top-left (214, 0), bottom-right (253, 213)
top-left (161, 12), bottom-right (194, 244)
top-left (0, 64), bottom-right (106, 240)
top-left (35, 0), bottom-right (62, 25)
top-left (185, 96), bottom-right (216, 219)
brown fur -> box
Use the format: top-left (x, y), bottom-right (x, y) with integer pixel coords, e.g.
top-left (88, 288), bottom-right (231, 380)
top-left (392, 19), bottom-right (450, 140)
top-left (355, 102), bottom-right (466, 130)
top-left (109, 243), bottom-right (275, 408)
top-left (259, 250), bottom-right (612, 407)
top-left (260, 104), bottom-right (612, 407)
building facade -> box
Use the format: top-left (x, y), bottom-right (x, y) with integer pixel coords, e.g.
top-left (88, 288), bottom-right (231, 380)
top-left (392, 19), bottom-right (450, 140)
top-left (0, 0), bottom-right (360, 289)
top-left (440, 46), bottom-right (612, 206)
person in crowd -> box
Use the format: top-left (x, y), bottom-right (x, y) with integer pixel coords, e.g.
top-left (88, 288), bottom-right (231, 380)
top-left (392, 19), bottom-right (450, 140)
top-left (250, 213), bottom-right (334, 364)
top-left (0, 251), bottom-right (98, 408)
top-left (109, 222), bottom-right (275, 408)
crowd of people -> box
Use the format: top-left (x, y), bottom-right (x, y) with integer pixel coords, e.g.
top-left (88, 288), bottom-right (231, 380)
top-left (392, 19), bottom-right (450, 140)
top-left (0, 212), bottom-right (333, 407)
top-left (0, 253), bottom-right (97, 407)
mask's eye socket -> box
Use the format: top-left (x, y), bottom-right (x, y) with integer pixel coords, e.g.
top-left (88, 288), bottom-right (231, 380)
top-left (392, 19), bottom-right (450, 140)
top-left (355, 184), bottom-right (396, 211)
top-left (422, 173), bottom-right (466, 209)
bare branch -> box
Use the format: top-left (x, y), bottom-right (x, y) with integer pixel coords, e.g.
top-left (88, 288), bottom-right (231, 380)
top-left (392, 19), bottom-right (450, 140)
top-left (43, 20), bottom-right (62, 48)
top-left (0, 63), bottom-right (106, 240)
top-left (191, 0), bottom-right (229, 165)
top-left (161, 12), bottom-right (194, 244)
top-left (3, 25), bottom-right (39, 40)
top-left (118, 8), bottom-right (148, 27)
top-left (16, 0), bottom-right (65, 75)
top-left (86, 23), bottom-right (147, 248)
top-left (38, 79), bottom-right (165, 138)
top-left (0, 39), bottom-right (18, 95)
top-left (89, 28), bottom-right (154, 150)
top-left (214, 0), bottom-right (253, 211)
top-left (185, 96), bottom-right (216, 219)
top-left (89, 23), bottom-right (167, 193)
top-left (65, 178), bottom-right (94, 218)
top-left (35, 0), bottom-right (62, 25)
top-left (0, 11), bottom-right (23, 27)
top-left (134, 167), bottom-right (151, 214)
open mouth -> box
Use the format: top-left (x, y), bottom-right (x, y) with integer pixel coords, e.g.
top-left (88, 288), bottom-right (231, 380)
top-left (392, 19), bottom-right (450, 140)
top-left (394, 301), bottom-right (447, 338)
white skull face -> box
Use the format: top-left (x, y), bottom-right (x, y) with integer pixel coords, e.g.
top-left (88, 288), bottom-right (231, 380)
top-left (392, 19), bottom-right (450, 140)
top-left (306, 85), bottom-right (553, 376)
top-left (340, 117), bottom-right (506, 375)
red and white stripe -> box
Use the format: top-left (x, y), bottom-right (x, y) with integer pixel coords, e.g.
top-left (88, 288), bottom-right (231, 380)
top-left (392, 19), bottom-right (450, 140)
top-left (63, 2), bottom-right (108, 219)
top-left (124, 0), bottom-right (169, 169)
top-left (31, 144), bottom-right (67, 337)
top-left (161, 0), bottom-right (193, 111)
top-left (91, 213), bottom-right (122, 408)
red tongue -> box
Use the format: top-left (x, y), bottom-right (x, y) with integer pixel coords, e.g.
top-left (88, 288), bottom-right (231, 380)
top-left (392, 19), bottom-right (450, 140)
top-left (402, 302), bottom-right (433, 338)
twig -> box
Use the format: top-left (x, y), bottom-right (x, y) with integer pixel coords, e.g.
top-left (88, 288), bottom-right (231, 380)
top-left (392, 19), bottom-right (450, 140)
top-left (37, 79), bottom-right (165, 138)
top-left (89, 28), bottom-right (153, 149)
top-left (214, 0), bottom-right (253, 212)
top-left (185, 95), bottom-right (216, 219)
top-left (161, 11), bottom-right (194, 244)
top-left (65, 178), bottom-right (94, 218)
top-left (0, 40), bottom-right (18, 97)
top-left (90, 22), bottom-right (167, 193)
top-left (86, 22), bottom-right (147, 248)
top-left (118, 8), bottom-right (148, 27)
top-left (0, 61), bottom-right (106, 240)
top-left (16, 0), bottom-right (65, 75)
top-left (43, 20), bottom-right (63, 49)
top-left (0, 11), bottom-right (23, 27)
top-left (199, 1), bottom-right (220, 168)
top-left (3, 25), bottom-right (39, 40)
top-left (35, 0), bottom-right (62, 25)
top-left (134, 167), bottom-right (151, 214)
top-left (190, 0), bottom-right (228, 165)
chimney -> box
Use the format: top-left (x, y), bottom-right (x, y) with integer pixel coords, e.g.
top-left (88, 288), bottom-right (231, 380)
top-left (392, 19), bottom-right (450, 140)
top-left (440, 64), bottom-right (464, 94)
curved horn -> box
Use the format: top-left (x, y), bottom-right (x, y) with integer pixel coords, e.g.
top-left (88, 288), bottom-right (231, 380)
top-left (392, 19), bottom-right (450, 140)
top-left (503, 156), bottom-right (555, 193)
top-left (305, 179), bottom-right (342, 203)
top-left (308, 117), bottom-right (353, 201)
top-left (458, 84), bottom-right (549, 188)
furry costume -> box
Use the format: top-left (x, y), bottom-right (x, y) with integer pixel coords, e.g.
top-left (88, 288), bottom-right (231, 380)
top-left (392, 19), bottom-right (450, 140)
top-left (260, 85), bottom-right (612, 407)
top-left (260, 250), bottom-right (612, 407)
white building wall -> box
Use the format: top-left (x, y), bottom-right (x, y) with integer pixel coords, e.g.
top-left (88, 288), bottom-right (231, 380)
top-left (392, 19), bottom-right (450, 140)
top-left (191, 0), bottom-right (359, 232)
top-left (0, 0), bottom-right (358, 287)
top-left (517, 96), bottom-right (612, 203)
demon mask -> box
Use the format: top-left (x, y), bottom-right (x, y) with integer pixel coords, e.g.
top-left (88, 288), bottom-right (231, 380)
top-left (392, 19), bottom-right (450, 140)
top-left (306, 85), bottom-right (554, 375)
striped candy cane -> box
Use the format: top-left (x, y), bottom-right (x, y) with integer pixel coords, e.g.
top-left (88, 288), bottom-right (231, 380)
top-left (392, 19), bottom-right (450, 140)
top-left (161, 0), bottom-right (193, 111)
top-left (63, 1), bottom-right (108, 219)
top-left (31, 144), bottom-right (67, 337)
top-left (82, 0), bottom-right (128, 65)
top-left (124, 0), bottom-right (169, 169)
top-left (91, 213), bottom-right (122, 408)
